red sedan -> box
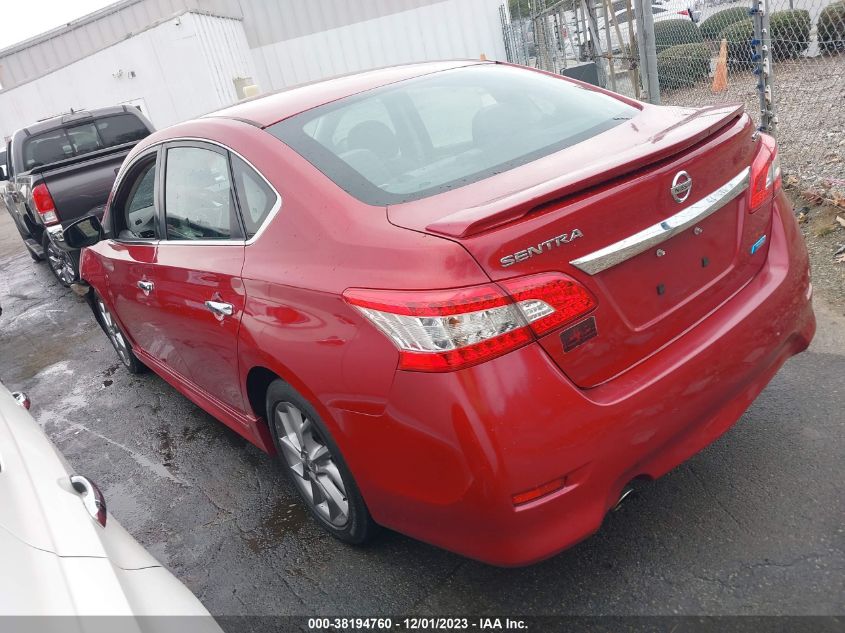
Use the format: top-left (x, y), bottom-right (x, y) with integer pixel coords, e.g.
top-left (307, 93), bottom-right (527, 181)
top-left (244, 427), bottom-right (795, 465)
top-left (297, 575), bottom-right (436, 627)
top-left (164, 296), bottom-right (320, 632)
top-left (66, 60), bottom-right (815, 566)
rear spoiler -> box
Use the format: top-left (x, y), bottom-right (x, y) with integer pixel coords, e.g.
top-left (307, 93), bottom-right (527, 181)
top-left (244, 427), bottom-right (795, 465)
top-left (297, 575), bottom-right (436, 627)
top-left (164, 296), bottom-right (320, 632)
top-left (425, 104), bottom-right (746, 239)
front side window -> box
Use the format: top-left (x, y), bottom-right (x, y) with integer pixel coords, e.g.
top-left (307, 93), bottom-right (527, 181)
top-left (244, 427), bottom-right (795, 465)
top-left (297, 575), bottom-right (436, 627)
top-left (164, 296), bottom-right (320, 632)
top-left (115, 159), bottom-right (158, 240)
top-left (268, 64), bottom-right (637, 205)
top-left (164, 146), bottom-right (237, 241)
top-left (231, 156), bottom-right (277, 238)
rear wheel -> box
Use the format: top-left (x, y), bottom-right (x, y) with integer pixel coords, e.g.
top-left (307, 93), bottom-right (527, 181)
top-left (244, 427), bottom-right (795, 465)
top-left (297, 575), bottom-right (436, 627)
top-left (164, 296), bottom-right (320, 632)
top-left (43, 233), bottom-right (77, 286)
top-left (266, 380), bottom-right (376, 544)
top-left (94, 293), bottom-right (145, 374)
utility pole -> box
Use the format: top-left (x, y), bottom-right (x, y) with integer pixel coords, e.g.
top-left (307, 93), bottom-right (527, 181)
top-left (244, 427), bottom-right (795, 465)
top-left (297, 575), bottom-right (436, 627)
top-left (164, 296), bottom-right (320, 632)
top-left (633, 0), bottom-right (660, 104)
top-left (580, 0), bottom-right (606, 87)
top-left (751, 0), bottom-right (777, 133)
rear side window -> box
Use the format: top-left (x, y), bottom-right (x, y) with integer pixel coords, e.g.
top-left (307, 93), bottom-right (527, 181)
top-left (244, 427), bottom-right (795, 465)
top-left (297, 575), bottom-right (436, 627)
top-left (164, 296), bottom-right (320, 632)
top-left (164, 146), bottom-right (237, 241)
top-left (231, 156), bottom-right (277, 238)
top-left (268, 64), bottom-right (637, 205)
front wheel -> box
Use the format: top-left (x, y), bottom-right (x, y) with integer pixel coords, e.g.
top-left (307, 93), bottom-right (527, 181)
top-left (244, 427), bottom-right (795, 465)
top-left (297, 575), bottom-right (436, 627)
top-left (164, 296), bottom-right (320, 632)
top-left (94, 293), bottom-right (146, 374)
top-left (43, 233), bottom-right (77, 287)
top-left (266, 380), bottom-right (376, 544)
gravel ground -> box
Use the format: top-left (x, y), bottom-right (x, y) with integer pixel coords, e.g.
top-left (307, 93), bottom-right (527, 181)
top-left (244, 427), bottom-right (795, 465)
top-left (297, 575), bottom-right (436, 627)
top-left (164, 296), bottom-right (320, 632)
top-left (792, 192), bottom-right (845, 313)
top-left (661, 54), bottom-right (845, 205)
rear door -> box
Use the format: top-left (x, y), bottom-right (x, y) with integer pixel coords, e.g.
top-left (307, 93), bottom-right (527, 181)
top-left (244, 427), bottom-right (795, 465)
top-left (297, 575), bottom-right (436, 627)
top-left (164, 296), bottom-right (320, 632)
top-left (150, 142), bottom-right (247, 412)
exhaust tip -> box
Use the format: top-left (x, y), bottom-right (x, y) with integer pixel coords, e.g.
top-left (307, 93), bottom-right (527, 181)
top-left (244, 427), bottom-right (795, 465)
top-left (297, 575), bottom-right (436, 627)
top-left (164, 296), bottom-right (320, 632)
top-left (612, 486), bottom-right (636, 512)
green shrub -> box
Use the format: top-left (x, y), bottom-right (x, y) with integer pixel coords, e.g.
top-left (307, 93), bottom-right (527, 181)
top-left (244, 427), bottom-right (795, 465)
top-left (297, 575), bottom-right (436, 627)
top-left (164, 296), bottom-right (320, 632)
top-left (700, 7), bottom-right (750, 40)
top-left (656, 42), bottom-right (712, 89)
top-left (818, 0), bottom-right (845, 53)
top-left (769, 9), bottom-right (811, 59)
top-left (654, 19), bottom-right (704, 54)
top-left (720, 18), bottom-right (755, 68)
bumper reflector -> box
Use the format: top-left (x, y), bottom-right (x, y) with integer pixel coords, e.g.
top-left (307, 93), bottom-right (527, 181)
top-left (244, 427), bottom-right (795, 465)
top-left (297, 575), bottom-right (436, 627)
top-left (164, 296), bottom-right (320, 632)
top-left (512, 477), bottom-right (566, 506)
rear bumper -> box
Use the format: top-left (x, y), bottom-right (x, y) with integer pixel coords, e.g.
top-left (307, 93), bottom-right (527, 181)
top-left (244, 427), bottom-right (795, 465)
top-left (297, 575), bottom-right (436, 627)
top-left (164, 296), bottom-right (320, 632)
top-left (336, 194), bottom-right (814, 566)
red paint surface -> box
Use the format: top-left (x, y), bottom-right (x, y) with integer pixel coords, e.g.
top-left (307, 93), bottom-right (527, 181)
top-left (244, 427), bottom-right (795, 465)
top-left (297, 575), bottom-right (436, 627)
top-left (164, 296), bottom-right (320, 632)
top-left (81, 61), bottom-right (814, 565)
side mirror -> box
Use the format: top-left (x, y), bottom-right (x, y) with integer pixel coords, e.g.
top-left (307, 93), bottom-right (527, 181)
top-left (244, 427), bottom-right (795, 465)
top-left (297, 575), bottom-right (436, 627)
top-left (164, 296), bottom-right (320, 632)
top-left (62, 215), bottom-right (103, 250)
top-left (0, 165), bottom-right (7, 181)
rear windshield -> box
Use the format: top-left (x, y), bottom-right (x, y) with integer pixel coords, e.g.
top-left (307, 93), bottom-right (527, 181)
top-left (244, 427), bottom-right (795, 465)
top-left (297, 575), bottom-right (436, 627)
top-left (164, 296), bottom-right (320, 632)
top-left (267, 64), bottom-right (637, 205)
top-left (22, 114), bottom-right (150, 170)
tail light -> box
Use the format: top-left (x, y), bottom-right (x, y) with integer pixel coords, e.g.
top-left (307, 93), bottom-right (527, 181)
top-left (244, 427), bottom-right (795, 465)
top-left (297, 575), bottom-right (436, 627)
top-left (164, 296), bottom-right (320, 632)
top-left (748, 135), bottom-right (782, 212)
top-left (344, 273), bottom-right (596, 372)
top-left (31, 183), bottom-right (59, 225)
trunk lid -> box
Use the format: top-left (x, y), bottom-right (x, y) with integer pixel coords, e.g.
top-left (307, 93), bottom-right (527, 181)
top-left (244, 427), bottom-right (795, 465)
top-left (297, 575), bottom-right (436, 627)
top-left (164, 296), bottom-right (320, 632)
top-left (388, 104), bottom-right (773, 387)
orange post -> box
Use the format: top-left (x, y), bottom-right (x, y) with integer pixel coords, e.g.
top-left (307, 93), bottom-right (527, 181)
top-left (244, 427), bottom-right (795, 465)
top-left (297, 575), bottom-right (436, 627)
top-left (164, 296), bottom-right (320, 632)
top-left (711, 39), bottom-right (728, 93)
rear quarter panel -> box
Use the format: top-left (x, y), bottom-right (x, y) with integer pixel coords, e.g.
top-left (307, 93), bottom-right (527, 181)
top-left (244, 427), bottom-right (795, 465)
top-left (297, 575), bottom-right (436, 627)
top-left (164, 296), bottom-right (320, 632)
top-left (199, 122), bottom-right (490, 450)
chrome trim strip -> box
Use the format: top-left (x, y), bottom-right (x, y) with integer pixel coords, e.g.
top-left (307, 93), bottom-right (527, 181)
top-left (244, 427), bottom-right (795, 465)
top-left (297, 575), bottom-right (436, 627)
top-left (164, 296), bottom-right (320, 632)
top-left (569, 167), bottom-right (751, 275)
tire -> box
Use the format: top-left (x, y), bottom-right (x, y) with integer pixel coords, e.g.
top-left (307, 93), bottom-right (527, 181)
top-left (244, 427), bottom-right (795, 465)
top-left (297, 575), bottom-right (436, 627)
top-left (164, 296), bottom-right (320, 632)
top-left (93, 292), bottom-right (146, 374)
top-left (43, 232), bottom-right (78, 287)
top-left (265, 379), bottom-right (376, 544)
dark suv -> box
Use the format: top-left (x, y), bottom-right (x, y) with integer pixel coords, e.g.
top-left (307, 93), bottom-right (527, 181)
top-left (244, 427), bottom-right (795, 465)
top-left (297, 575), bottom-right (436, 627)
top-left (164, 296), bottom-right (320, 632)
top-left (4, 106), bottom-right (154, 286)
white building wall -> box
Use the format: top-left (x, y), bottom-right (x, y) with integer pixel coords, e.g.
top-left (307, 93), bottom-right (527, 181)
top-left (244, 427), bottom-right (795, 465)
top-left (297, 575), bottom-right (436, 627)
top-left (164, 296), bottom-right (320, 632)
top-left (0, 1), bottom-right (508, 140)
top-left (0, 0), bottom-right (244, 90)
top-left (249, 0), bottom-right (507, 92)
top-left (0, 12), bottom-right (256, 140)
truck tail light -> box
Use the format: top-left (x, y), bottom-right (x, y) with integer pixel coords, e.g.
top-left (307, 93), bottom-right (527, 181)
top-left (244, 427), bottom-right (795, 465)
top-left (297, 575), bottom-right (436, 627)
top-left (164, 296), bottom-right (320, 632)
top-left (344, 273), bottom-right (596, 372)
top-left (748, 135), bottom-right (782, 212)
top-left (31, 183), bottom-right (59, 225)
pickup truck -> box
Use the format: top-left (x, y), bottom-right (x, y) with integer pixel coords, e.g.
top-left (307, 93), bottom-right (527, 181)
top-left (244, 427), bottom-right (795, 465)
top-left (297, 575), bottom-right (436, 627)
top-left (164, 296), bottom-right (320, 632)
top-left (3, 106), bottom-right (154, 286)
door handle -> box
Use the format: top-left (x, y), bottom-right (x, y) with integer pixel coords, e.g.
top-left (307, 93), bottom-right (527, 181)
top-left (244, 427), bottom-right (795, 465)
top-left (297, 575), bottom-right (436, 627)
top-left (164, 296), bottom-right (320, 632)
top-left (137, 280), bottom-right (154, 295)
top-left (205, 300), bottom-right (234, 318)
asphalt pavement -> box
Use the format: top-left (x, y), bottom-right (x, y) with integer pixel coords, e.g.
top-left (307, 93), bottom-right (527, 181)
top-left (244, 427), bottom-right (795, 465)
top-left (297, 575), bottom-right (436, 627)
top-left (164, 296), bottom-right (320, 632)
top-left (0, 208), bottom-right (842, 618)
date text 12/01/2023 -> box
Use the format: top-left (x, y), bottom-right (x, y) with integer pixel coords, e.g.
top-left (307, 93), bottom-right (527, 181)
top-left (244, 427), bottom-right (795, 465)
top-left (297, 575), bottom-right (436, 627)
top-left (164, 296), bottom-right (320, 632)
top-left (307, 617), bottom-right (529, 630)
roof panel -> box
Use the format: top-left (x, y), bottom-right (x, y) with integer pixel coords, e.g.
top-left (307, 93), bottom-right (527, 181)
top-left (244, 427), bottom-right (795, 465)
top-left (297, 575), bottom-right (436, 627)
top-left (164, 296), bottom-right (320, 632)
top-left (205, 60), bottom-right (486, 127)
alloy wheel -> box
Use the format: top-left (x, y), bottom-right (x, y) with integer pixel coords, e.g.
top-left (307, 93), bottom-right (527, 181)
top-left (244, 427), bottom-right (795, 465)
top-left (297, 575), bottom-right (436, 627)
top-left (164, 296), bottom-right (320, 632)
top-left (46, 239), bottom-right (75, 285)
top-left (97, 298), bottom-right (132, 367)
top-left (274, 401), bottom-right (349, 528)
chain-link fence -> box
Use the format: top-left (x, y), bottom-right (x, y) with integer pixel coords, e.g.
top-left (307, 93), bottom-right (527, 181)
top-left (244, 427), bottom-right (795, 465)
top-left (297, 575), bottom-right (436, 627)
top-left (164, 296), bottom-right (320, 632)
top-left (500, 0), bottom-right (845, 204)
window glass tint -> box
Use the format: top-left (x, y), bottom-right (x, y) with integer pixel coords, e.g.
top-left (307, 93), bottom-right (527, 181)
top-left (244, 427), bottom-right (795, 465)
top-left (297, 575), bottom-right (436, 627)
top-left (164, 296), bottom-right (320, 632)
top-left (409, 86), bottom-right (493, 149)
top-left (23, 129), bottom-right (72, 169)
top-left (21, 114), bottom-right (150, 171)
top-left (268, 65), bottom-right (637, 205)
top-left (232, 156), bottom-right (276, 238)
top-left (165, 147), bottom-right (235, 241)
top-left (96, 114), bottom-right (150, 147)
top-left (330, 98), bottom-right (396, 149)
top-left (66, 123), bottom-right (103, 155)
top-left (119, 162), bottom-right (158, 240)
